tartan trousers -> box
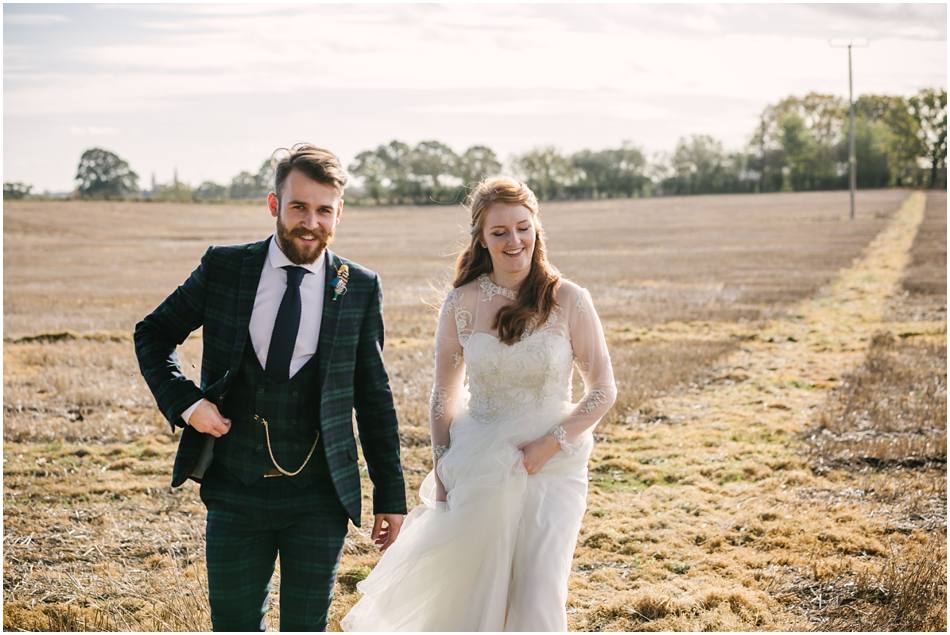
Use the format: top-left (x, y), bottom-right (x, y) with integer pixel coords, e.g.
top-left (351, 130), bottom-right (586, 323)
top-left (199, 461), bottom-right (350, 632)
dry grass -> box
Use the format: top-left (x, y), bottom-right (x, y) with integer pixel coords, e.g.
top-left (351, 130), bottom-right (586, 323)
top-left (4, 190), bottom-right (904, 337)
top-left (3, 188), bottom-right (944, 631)
top-left (3, 337), bottom-right (182, 444)
top-left (887, 190), bottom-right (947, 323)
top-left (804, 331), bottom-right (946, 471)
top-left (772, 531), bottom-right (946, 632)
top-left (788, 190), bottom-right (947, 631)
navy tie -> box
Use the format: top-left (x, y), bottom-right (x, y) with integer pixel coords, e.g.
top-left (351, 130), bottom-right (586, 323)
top-left (265, 265), bottom-right (309, 381)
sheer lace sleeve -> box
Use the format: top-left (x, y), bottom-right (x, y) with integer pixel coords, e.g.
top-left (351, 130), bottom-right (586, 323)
top-left (430, 288), bottom-right (468, 467)
top-left (550, 285), bottom-right (618, 452)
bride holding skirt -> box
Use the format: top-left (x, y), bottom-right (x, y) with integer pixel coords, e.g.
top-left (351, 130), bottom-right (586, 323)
top-left (342, 178), bottom-right (616, 632)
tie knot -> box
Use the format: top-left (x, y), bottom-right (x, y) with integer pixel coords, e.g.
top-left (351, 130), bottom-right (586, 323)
top-left (283, 265), bottom-right (308, 288)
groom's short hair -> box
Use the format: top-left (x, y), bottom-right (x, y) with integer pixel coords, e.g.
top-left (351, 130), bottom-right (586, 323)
top-left (273, 143), bottom-right (348, 202)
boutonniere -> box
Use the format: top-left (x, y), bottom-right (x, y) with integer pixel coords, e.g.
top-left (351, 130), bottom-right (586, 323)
top-left (330, 264), bottom-right (349, 301)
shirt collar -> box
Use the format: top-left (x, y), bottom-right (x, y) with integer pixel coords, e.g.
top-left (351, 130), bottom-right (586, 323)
top-left (267, 234), bottom-right (325, 276)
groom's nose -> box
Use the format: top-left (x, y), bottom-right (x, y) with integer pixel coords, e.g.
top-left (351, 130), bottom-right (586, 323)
top-left (299, 212), bottom-right (320, 229)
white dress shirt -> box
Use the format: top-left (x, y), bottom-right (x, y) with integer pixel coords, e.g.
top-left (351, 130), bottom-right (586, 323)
top-left (182, 235), bottom-right (326, 424)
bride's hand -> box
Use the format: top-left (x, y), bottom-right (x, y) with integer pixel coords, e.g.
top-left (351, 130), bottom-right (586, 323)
top-left (518, 435), bottom-right (560, 475)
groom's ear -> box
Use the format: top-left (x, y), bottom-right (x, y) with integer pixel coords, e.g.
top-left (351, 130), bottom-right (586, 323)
top-left (267, 191), bottom-right (279, 218)
top-left (335, 198), bottom-right (345, 223)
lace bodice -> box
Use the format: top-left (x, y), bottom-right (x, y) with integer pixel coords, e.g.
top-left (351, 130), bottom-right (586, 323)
top-left (463, 329), bottom-right (574, 422)
top-left (429, 274), bottom-right (617, 469)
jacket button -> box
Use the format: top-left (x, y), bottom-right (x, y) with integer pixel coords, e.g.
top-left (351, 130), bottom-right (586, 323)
top-left (257, 387), bottom-right (264, 394)
top-left (291, 391), bottom-right (299, 397)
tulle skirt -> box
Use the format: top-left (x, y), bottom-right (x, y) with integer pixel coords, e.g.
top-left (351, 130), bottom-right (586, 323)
top-left (341, 402), bottom-right (591, 632)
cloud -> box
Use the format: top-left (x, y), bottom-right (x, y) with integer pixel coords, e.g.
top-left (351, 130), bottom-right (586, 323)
top-left (4, 13), bottom-right (69, 27)
top-left (3, 3), bottom-right (946, 192)
top-left (68, 126), bottom-right (121, 136)
top-left (409, 95), bottom-right (672, 121)
top-left (783, 3), bottom-right (946, 41)
top-left (682, 13), bottom-right (722, 34)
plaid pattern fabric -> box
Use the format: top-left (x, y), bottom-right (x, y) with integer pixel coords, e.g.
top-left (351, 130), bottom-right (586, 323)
top-left (200, 465), bottom-right (349, 631)
top-left (212, 343), bottom-right (324, 487)
top-left (134, 238), bottom-right (407, 524)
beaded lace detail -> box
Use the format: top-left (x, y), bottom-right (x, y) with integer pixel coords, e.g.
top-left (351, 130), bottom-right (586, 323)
top-left (478, 273), bottom-right (517, 302)
top-left (466, 329), bottom-right (574, 423)
top-left (430, 387), bottom-right (449, 419)
top-left (445, 288), bottom-right (473, 346)
top-left (549, 423), bottom-right (581, 455)
top-left (578, 389), bottom-right (609, 413)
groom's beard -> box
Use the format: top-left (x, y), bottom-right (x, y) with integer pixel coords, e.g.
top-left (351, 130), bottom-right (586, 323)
top-left (275, 215), bottom-right (334, 265)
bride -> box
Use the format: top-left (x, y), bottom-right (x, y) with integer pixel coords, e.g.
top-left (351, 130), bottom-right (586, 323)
top-left (341, 176), bottom-right (617, 631)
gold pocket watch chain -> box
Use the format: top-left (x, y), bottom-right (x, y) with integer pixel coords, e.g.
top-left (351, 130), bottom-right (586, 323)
top-left (253, 414), bottom-right (320, 477)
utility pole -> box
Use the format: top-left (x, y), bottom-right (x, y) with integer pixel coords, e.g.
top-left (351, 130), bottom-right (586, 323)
top-left (830, 38), bottom-right (867, 220)
top-left (758, 114), bottom-right (766, 193)
top-left (847, 44), bottom-right (856, 220)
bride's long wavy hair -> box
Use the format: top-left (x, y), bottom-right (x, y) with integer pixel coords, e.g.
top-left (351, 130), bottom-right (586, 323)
top-left (453, 177), bottom-right (560, 345)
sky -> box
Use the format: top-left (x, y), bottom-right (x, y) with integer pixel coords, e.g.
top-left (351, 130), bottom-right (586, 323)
top-left (3, 2), bottom-right (947, 193)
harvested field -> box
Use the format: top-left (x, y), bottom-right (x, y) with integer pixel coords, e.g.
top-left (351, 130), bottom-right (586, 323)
top-left (3, 188), bottom-right (944, 631)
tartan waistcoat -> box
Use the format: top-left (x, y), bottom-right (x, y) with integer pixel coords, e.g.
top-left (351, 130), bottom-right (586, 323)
top-left (213, 341), bottom-right (327, 488)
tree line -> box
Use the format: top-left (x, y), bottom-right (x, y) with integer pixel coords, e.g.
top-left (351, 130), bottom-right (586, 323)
top-left (5, 88), bottom-right (944, 203)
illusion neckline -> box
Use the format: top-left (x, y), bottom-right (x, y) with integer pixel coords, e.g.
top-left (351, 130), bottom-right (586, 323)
top-left (478, 273), bottom-right (517, 301)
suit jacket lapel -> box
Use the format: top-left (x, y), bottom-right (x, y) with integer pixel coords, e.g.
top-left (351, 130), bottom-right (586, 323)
top-left (316, 249), bottom-right (342, 391)
top-left (229, 237), bottom-right (270, 374)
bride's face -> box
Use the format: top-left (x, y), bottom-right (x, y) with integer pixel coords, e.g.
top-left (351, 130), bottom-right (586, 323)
top-left (481, 203), bottom-right (536, 277)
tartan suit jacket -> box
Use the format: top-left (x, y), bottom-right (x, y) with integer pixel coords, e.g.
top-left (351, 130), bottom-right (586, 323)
top-left (133, 237), bottom-right (407, 526)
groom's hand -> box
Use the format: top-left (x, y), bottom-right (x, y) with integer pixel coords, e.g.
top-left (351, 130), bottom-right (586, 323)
top-left (372, 513), bottom-right (404, 551)
top-left (187, 399), bottom-right (232, 437)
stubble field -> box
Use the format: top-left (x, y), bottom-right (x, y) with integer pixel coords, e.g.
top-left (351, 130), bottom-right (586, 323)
top-left (3, 188), bottom-right (945, 631)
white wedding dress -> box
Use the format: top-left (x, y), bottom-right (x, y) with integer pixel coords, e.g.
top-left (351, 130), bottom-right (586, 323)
top-left (341, 274), bottom-right (616, 632)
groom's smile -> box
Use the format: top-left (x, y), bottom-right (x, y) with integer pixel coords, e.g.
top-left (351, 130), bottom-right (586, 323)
top-left (277, 217), bottom-right (332, 264)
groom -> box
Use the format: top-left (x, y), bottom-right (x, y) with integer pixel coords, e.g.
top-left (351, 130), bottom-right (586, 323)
top-left (134, 143), bottom-right (407, 631)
